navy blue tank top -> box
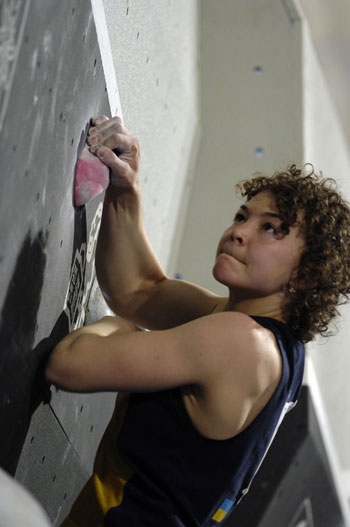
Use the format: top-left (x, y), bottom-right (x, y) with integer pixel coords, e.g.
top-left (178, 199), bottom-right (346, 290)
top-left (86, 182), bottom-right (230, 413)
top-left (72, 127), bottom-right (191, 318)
top-left (62, 316), bottom-right (305, 527)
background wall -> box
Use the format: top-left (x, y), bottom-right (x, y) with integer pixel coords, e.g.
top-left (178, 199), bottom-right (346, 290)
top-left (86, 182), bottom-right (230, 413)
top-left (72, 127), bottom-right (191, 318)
top-left (173, 0), bottom-right (350, 523)
top-left (302, 18), bottom-right (350, 501)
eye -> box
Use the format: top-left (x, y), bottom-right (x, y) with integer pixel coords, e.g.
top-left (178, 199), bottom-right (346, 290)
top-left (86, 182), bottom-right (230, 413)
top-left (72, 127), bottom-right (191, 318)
top-left (263, 222), bottom-right (278, 234)
top-left (263, 222), bottom-right (286, 239)
top-left (263, 222), bottom-right (275, 232)
top-left (233, 212), bottom-right (246, 223)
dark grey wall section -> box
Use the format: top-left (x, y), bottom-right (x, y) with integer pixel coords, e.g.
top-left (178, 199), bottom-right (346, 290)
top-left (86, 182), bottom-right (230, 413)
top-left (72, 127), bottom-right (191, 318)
top-left (0, 1), bottom-right (115, 523)
top-left (226, 386), bottom-right (345, 527)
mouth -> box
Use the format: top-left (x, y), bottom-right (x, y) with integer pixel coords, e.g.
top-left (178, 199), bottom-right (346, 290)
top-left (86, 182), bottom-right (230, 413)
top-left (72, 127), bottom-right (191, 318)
top-left (219, 251), bottom-right (245, 265)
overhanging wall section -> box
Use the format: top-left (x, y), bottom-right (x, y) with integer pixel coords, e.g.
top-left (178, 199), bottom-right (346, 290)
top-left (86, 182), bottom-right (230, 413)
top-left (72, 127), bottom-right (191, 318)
top-left (0, 1), bottom-right (114, 523)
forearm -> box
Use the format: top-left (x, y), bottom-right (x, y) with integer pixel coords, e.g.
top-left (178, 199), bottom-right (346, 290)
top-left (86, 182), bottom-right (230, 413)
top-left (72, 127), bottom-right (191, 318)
top-left (87, 116), bottom-right (222, 329)
top-left (95, 184), bottom-right (167, 318)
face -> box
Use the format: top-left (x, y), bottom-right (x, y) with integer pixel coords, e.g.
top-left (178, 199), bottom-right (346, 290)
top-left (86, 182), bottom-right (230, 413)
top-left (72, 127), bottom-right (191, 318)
top-left (213, 191), bottom-right (305, 301)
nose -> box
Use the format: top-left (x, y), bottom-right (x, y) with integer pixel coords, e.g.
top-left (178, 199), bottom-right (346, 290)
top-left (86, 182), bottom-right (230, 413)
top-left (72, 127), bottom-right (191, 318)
top-left (230, 222), bottom-right (248, 245)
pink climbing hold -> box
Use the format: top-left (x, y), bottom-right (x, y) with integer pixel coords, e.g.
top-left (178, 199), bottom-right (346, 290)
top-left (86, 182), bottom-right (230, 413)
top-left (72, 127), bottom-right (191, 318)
top-left (73, 145), bottom-right (110, 207)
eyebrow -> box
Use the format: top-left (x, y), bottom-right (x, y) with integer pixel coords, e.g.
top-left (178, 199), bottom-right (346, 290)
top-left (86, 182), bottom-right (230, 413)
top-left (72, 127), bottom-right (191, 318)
top-left (239, 204), bottom-right (282, 220)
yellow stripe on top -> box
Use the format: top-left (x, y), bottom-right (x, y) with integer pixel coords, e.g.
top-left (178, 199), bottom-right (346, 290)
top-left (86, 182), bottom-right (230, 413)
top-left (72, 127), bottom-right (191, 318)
top-left (61, 393), bottom-right (134, 527)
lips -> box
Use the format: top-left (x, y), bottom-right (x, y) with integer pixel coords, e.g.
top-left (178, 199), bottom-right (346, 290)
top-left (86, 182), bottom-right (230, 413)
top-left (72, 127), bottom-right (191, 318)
top-left (219, 250), bottom-right (245, 265)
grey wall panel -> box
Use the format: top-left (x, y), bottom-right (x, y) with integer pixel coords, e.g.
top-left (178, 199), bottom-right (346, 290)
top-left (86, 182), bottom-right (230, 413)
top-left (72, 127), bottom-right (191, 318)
top-left (0, 0), bottom-right (114, 518)
top-left (49, 389), bottom-right (116, 474)
top-left (15, 403), bottom-right (89, 526)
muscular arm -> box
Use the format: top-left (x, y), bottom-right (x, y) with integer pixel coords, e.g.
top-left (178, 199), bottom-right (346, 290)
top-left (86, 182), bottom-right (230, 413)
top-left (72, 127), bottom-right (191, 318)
top-left (91, 116), bottom-right (224, 329)
top-left (45, 312), bottom-right (282, 440)
top-left (46, 313), bottom-right (272, 393)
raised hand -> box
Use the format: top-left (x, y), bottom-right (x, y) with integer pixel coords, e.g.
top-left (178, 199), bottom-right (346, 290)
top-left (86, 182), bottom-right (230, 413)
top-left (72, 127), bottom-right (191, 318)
top-left (87, 116), bottom-right (140, 190)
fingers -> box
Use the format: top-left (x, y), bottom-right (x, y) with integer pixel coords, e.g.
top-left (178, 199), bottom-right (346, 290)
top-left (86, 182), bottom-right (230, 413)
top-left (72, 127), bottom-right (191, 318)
top-left (87, 116), bottom-right (140, 189)
top-left (87, 116), bottom-right (128, 151)
top-left (89, 115), bottom-right (126, 141)
top-left (90, 115), bottom-right (109, 125)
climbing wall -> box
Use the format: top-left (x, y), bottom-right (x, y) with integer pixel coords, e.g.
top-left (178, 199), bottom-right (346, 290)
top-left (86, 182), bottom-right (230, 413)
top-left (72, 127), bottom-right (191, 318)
top-left (0, 0), bottom-right (199, 523)
top-left (0, 0), bottom-right (115, 523)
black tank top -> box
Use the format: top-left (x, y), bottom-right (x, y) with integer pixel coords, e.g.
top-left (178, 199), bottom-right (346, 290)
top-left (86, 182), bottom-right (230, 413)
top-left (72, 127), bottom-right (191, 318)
top-left (62, 316), bottom-right (305, 527)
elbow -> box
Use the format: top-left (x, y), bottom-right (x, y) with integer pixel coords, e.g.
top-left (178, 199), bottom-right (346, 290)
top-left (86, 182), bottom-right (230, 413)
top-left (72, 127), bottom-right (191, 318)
top-left (45, 345), bottom-right (71, 390)
top-left (45, 335), bottom-right (98, 392)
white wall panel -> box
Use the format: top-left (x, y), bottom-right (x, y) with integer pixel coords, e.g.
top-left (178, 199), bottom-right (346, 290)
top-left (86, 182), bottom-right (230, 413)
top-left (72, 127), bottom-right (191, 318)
top-left (102, 0), bottom-right (200, 270)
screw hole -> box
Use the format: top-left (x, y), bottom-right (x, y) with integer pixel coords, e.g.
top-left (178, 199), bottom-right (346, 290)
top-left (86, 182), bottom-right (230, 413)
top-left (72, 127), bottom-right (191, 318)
top-left (253, 65), bottom-right (263, 75)
top-left (254, 147), bottom-right (264, 157)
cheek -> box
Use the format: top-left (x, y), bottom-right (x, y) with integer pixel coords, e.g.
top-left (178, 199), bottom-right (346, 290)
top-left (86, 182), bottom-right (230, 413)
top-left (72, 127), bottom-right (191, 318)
top-left (277, 252), bottom-right (303, 283)
top-left (287, 245), bottom-right (304, 270)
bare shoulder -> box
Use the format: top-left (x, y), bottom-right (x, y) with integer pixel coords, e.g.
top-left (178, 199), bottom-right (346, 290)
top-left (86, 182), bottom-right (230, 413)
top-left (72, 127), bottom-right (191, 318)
top-left (178, 310), bottom-right (282, 392)
top-left (208, 312), bottom-right (280, 375)
top-left (181, 312), bottom-right (283, 439)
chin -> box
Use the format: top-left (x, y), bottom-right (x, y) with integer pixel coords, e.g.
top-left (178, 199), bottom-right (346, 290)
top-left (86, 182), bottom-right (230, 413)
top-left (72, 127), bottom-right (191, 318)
top-left (212, 263), bottom-right (229, 287)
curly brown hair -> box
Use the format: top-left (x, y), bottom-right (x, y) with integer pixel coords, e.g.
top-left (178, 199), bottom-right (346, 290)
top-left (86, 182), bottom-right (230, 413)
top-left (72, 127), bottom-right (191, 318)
top-left (237, 164), bottom-right (350, 342)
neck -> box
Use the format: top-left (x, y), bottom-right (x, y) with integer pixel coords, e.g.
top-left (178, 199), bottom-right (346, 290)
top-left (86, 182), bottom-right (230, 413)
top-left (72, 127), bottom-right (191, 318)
top-left (224, 291), bottom-right (285, 322)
